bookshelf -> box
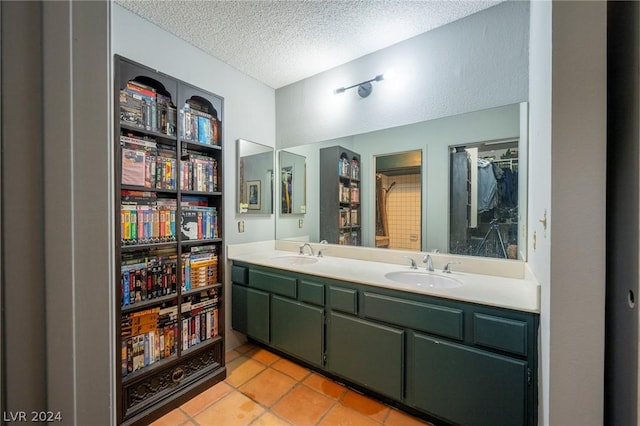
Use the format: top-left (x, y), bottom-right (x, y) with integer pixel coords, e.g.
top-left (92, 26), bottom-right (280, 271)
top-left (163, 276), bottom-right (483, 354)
top-left (319, 146), bottom-right (362, 245)
top-left (114, 56), bottom-right (225, 425)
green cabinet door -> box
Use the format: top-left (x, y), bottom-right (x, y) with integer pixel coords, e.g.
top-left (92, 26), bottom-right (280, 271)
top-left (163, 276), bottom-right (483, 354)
top-left (231, 284), bottom-right (270, 343)
top-left (327, 312), bottom-right (404, 401)
top-left (271, 295), bottom-right (324, 367)
top-left (409, 332), bottom-right (527, 426)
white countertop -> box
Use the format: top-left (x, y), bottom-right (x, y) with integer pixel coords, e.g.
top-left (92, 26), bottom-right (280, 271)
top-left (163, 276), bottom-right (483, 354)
top-left (228, 248), bottom-right (540, 313)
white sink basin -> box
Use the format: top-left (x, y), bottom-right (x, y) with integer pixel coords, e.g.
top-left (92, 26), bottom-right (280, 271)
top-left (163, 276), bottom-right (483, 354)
top-left (384, 271), bottom-right (462, 288)
top-left (270, 255), bottom-right (319, 266)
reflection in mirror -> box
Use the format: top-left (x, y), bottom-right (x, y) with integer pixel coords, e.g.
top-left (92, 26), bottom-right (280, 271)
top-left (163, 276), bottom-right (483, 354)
top-left (274, 103), bottom-right (528, 262)
top-left (375, 150), bottom-right (422, 251)
top-left (278, 150), bottom-right (306, 215)
top-left (449, 140), bottom-right (520, 259)
top-left (237, 138), bottom-right (274, 214)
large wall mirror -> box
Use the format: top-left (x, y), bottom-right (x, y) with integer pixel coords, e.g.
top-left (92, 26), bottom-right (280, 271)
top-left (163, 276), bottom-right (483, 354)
top-left (278, 150), bottom-right (306, 215)
top-left (275, 102), bottom-right (528, 261)
top-left (237, 138), bottom-right (274, 215)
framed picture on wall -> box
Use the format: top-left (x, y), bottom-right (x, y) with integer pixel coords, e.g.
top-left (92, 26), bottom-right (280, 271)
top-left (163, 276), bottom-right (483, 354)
top-left (245, 180), bottom-right (261, 210)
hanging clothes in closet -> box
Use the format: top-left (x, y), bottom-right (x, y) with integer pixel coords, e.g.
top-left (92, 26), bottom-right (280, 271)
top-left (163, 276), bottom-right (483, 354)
top-left (477, 158), bottom-right (497, 213)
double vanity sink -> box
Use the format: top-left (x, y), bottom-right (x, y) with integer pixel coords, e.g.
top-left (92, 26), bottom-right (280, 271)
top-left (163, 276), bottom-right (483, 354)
top-left (270, 255), bottom-right (461, 288)
top-left (242, 248), bottom-right (539, 313)
top-left (229, 244), bottom-right (540, 426)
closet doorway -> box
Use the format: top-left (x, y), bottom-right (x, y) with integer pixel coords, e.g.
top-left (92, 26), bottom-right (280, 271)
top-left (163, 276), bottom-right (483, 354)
top-left (449, 140), bottom-right (520, 258)
top-left (374, 150), bottom-right (422, 251)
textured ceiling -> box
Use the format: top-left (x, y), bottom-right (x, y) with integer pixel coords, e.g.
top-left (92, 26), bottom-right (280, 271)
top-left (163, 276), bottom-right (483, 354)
top-left (116, 0), bottom-right (502, 89)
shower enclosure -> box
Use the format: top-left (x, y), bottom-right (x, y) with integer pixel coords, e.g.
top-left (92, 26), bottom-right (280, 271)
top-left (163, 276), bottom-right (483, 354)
top-left (374, 150), bottom-right (422, 251)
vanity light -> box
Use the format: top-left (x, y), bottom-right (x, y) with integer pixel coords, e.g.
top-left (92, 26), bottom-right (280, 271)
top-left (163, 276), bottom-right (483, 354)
top-left (334, 68), bottom-right (396, 98)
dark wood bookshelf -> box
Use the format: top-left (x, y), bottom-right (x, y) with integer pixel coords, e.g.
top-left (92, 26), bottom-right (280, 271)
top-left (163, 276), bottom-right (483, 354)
top-left (180, 190), bottom-right (222, 197)
top-left (181, 139), bottom-right (222, 151)
top-left (319, 145), bottom-right (362, 246)
top-left (181, 238), bottom-right (223, 247)
top-left (180, 335), bottom-right (224, 357)
top-left (182, 283), bottom-right (223, 297)
top-left (120, 122), bottom-right (178, 142)
top-left (121, 355), bottom-right (179, 385)
top-left (121, 293), bottom-right (178, 314)
top-left (120, 241), bottom-right (177, 253)
top-left (121, 184), bottom-right (178, 194)
top-left (115, 55), bottom-right (226, 426)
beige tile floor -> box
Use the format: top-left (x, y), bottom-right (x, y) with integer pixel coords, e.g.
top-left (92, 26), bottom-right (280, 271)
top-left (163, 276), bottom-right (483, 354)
top-left (151, 342), bottom-right (434, 426)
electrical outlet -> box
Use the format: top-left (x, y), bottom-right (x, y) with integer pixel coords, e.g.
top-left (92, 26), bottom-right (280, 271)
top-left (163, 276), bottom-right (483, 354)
top-left (298, 219), bottom-right (304, 228)
top-left (238, 221), bottom-right (245, 233)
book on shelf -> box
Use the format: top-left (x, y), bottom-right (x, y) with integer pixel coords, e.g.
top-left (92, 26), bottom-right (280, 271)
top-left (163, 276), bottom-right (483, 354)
top-left (156, 92), bottom-right (177, 136)
top-left (180, 196), bottom-right (218, 241)
top-left (180, 150), bottom-right (218, 192)
top-left (125, 81), bottom-right (157, 132)
top-left (121, 249), bottom-right (177, 306)
top-left (179, 101), bottom-right (220, 146)
top-left (121, 191), bottom-right (177, 245)
top-left (121, 303), bottom-right (178, 376)
top-left (121, 148), bottom-right (146, 187)
top-left (180, 287), bottom-right (220, 350)
top-left (120, 135), bottom-right (177, 190)
top-left (119, 79), bottom-right (178, 137)
top-left (119, 89), bottom-right (145, 129)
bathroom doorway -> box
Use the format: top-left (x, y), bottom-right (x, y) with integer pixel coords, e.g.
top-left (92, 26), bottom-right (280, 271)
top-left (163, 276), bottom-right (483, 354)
top-left (374, 150), bottom-right (422, 250)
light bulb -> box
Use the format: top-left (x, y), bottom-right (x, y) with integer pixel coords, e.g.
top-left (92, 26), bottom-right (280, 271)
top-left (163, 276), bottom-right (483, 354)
top-left (383, 68), bottom-right (397, 81)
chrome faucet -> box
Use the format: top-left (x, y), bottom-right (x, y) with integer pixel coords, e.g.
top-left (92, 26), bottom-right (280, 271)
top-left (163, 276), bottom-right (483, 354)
top-left (299, 243), bottom-right (315, 256)
top-left (423, 254), bottom-right (434, 272)
top-left (404, 256), bottom-right (418, 270)
top-left (443, 261), bottom-right (461, 274)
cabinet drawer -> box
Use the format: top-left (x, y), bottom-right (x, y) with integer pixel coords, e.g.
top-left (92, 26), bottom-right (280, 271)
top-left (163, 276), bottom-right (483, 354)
top-left (122, 342), bottom-right (223, 421)
top-left (363, 292), bottom-right (463, 340)
top-left (473, 313), bottom-right (527, 356)
top-left (231, 265), bottom-right (248, 284)
top-left (329, 286), bottom-right (358, 314)
top-left (299, 280), bottom-right (325, 306)
top-left (249, 269), bottom-right (297, 298)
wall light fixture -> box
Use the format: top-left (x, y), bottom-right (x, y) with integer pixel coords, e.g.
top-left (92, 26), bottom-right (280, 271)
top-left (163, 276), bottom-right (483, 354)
top-left (334, 69), bottom-right (396, 98)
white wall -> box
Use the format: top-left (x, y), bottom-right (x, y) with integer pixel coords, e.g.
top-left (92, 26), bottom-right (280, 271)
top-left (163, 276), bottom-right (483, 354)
top-left (528, 2), bottom-right (552, 422)
top-left (276, 1), bottom-right (529, 148)
top-left (112, 3), bottom-right (277, 349)
top-left (529, 2), bottom-right (607, 425)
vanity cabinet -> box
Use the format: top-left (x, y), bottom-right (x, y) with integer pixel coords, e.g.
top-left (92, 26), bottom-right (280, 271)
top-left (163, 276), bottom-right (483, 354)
top-left (231, 284), bottom-right (269, 344)
top-left (327, 311), bottom-right (404, 401)
top-left (231, 261), bottom-right (538, 426)
top-left (271, 295), bottom-right (324, 367)
top-left (410, 332), bottom-right (527, 426)
top-left (231, 264), bottom-right (325, 366)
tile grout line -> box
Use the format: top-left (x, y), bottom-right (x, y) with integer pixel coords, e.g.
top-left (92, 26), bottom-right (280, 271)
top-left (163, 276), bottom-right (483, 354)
top-left (170, 347), bottom-right (433, 426)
